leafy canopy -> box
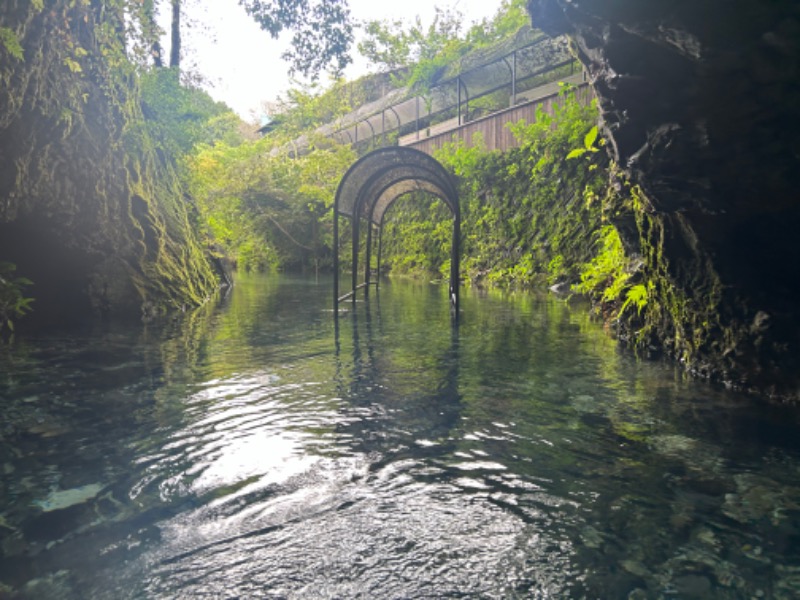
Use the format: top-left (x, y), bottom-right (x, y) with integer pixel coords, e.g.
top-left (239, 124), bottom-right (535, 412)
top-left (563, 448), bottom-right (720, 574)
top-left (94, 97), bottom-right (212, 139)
top-left (357, 0), bottom-right (529, 88)
top-left (239, 0), bottom-right (354, 79)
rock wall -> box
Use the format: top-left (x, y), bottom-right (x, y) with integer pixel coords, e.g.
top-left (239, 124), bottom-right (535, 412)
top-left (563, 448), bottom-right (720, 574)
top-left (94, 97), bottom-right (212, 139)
top-left (526, 0), bottom-right (800, 400)
top-left (0, 0), bottom-right (219, 324)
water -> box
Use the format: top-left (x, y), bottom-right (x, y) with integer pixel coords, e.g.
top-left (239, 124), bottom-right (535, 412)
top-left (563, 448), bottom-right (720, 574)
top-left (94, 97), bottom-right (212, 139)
top-left (1, 274), bottom-right (799, 599)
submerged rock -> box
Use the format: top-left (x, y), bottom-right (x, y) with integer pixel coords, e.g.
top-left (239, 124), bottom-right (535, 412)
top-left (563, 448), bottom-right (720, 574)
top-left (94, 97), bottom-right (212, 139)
top-left (34, 483), bottom-right (104, 513)
top-left (722, 473), bottom-right (800, 524)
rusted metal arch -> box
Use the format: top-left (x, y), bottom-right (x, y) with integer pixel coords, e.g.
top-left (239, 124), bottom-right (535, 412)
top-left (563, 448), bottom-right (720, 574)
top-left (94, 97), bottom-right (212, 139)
top-left (333, 146), bottom-right (460, 316)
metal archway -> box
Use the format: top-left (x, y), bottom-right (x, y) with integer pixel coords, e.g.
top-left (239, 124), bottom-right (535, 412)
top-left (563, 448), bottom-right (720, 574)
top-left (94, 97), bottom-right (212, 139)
top-left (333, 146), bottom-right (460, 316)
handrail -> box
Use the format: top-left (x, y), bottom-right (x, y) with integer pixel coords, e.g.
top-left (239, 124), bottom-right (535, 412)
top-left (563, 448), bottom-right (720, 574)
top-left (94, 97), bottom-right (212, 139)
top-left (323, 33), bottom-right (573, 150)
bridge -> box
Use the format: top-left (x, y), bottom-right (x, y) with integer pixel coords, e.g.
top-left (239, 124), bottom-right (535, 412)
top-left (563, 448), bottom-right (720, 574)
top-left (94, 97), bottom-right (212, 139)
top-left (287, 27), bottom-right (593, 158)
top-left (398, 72), bottom-right (590, 155)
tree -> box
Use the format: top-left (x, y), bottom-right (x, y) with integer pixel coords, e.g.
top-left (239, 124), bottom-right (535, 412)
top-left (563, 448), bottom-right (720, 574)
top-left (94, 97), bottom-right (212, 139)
top-left (357, 19), bottom-right (411, 72)
top-left (239, 0), bottom-right (353, 79)
top-left (144, 0), bottom-right (353, 79)
top-left (357, 0), bottom-right (531, 85)
top-left (141, 0), bottom-right (164, 67)
top-left (358, 7), bottom-right (464, 74)
top-left (169, 0), bottom-right (181, 68)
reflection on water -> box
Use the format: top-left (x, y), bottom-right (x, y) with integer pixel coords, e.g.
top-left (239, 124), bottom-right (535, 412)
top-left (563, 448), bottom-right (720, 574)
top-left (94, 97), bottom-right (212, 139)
top-left (1, 274), bottom-right (800, 598)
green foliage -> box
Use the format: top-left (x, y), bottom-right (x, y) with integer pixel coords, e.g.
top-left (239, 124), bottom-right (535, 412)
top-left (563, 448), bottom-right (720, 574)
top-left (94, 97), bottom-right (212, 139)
top-left (0, 262), bottom-right (34, 334)
top-left (238, 0), bottom-right (354, 79)
top-left (574, 225), bottom-right (630, 302)
top-left (465, 0), bottom-right (529, 46)
top-left (0, 1), bottom-right (222, 315)
top-left (187, 131), bottom-right (356, 272)
top-left (566, 125), bottom-right (601, 160)
top-left (358, 0), bottom-right (529, 90)
top-left (620, 283), bottom-right (650, 317)
top-left (358, 6), bottom-right (463, 76)
top-left (0, 27), bottom-right (24, 61)
top-left (547, 254), bottom-right (565, 285)
top-left (140, 68), bottom-right (242, 158)
top-left (380, 194), bottom-right (453, 278)
top-left (358, 20), bottom-right (412, 72)
top-left (270, 79), bottom-right (361, 138)
top-left (377, 91), bottom-right (606, 290)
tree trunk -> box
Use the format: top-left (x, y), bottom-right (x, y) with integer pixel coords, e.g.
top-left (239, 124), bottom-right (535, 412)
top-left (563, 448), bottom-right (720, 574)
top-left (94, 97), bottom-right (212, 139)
top-left (142, 0), bottom-right (163, 67)
top-left (169, 0), bottom-right (181, 68)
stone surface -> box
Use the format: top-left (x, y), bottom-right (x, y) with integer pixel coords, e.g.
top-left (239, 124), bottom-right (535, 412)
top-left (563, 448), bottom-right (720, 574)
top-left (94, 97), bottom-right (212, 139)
top-left (0, 1), bottom-right (220, 324)
top-left (527, 0), bottom-right (800, 400)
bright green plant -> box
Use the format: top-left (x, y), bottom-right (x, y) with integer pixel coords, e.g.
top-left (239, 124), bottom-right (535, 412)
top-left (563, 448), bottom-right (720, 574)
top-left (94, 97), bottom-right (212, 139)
top-left (574, 225), bottom-right (629, 302)
top-left (566, 125), bottom-right (601, 161)
top-left (619, 282), bottom-right (650, 317)
top-left (0, 262), bottom-right (34, 334)
top-left (547, 254), bottom-right (565, 285)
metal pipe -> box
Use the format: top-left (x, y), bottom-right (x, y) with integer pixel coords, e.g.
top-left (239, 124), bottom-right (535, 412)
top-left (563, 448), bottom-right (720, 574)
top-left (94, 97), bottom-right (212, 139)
top-left (333, 204), bottom-right (339, 311)
top-left (457, 77), bottom-right (462, 125)
top-left (450, 212), bottom-right (460, 319)
top-left (376, 225), bottom-right (384, 287)
top-left (512, 50), bottom-right (517, 104)
top-left (364, 222), bottom-right (373, 298)
top-left (351, 214), bottom-right (359, 304)
top-left (365, 119), bottom-right (376, 149)
top-left (415, 96), bottom-right (420, 140)
top-left (338, 282), bottom-right (370, 303)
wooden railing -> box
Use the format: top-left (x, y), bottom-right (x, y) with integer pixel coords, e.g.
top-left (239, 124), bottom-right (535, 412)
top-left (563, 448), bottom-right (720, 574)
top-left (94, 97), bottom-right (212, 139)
top-left (399, 74), bottom-right (592, 155)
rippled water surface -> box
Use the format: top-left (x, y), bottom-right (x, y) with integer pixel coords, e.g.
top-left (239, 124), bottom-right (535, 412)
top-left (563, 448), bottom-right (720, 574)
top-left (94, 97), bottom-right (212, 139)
top-left (2, 274), bottom-right (800, 599)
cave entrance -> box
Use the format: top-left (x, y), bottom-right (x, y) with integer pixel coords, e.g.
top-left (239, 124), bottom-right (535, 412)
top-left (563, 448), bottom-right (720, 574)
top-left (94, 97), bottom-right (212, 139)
top-left (333, 146), bottom-right (460, 316)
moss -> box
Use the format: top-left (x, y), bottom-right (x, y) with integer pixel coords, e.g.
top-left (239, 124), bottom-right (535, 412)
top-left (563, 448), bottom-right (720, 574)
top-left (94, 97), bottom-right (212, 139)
top-left (442, 91), bottom-right (606, 289)
top-left (0, 0), bottom-right (218, 321)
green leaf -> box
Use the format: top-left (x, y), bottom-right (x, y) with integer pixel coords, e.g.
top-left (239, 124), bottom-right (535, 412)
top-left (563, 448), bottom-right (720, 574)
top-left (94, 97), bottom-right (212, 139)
top-left (566, 148), bottom-right (586, 160)
top-left (583, 125), bottom-right (598, 150)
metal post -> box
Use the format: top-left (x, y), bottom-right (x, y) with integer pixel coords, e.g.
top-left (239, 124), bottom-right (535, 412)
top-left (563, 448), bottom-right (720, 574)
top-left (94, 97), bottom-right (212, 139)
top-left (415, 96), bottom-right (420, 140)
top-left (512, 50), bottom-right (517, 105)
top-left (364, 221), bottom-right (373, 299)
top-left (376, 225), bottom-right (383, 287)
top-left (333, 205), bottom-right (339, 311)
top-left (457, 77), bottom-right (462, 126)
top-left (365, 119), bottom-right (376, 149)
top-left (450, 213), bottom-right (460, 319)
top-left (351, 214), bottom-right (359, 304)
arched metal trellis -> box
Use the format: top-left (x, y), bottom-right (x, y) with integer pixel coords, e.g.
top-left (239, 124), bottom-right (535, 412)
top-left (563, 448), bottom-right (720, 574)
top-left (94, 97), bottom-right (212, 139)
top-left (333, 146), bottom-right (460, 316)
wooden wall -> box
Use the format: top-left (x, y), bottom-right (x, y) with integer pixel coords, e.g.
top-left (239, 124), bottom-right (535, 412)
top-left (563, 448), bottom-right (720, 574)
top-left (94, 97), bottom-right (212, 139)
top-left (400, 83), bottom-right (592, 156)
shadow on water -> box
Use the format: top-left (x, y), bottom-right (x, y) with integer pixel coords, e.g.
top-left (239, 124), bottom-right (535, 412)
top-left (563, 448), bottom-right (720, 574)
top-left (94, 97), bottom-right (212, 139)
top-left (1, 274), bottom-right (800, 598)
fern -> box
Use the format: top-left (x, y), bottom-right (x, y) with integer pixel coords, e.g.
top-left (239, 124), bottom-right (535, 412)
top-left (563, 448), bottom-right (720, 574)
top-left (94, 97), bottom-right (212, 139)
top-left (0, 27), bottom-right (24, 61)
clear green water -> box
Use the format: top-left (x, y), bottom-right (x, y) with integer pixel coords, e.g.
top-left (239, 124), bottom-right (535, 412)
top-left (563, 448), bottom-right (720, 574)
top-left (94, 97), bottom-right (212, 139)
top-left (1, 274), bottom-right (799, 599)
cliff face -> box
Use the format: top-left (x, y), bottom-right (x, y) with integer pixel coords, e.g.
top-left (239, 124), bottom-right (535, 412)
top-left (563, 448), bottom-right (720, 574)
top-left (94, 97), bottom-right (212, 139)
top-left (0, 0), bottom-right (218, 324)
top-left (527, 0), bottom-right (800, 399)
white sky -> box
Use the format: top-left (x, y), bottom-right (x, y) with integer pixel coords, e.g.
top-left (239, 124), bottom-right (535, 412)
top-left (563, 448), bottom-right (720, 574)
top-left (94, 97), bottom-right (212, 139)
top-left (175, 0), bottom-right (507, 121)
